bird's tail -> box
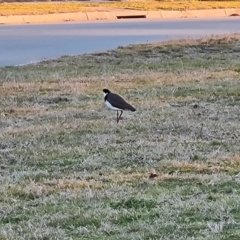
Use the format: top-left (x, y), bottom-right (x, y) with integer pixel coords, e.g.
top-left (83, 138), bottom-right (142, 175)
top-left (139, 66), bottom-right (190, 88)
top-left (126, 103), bottom-right (136, 112)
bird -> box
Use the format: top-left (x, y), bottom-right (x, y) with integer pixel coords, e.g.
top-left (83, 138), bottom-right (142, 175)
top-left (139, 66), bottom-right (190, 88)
top-left (103, 89), bottom-right (136, 123)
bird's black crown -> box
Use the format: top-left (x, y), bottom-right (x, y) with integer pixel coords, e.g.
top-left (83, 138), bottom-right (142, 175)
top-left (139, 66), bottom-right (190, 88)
top-left (103, 89), bottom-right (110, 94)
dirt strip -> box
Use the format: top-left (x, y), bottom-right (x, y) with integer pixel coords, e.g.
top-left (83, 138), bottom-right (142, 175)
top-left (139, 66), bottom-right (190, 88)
top-left (0, 8), bottom-right (240, 24)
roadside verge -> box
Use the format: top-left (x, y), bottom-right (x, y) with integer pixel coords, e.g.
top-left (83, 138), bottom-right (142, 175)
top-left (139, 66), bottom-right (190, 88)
top-left (0, 8), bottom-right (239, 24)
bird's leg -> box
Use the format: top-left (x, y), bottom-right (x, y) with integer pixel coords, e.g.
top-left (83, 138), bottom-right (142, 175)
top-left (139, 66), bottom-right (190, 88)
top-left (118, 110), bottom-right (123, 121)
top-left (116, 111), bottom-right (119, 123)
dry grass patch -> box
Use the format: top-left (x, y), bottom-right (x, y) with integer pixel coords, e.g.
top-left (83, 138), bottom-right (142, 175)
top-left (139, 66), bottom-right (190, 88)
top-left (0, 33), bottom-right (240, 239)
top-left (1, 0), bottom-right (240, 16)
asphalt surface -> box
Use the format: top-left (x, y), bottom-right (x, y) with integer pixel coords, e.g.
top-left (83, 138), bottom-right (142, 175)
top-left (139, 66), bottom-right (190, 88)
top-left (0, 17), bottom-right (240, 67)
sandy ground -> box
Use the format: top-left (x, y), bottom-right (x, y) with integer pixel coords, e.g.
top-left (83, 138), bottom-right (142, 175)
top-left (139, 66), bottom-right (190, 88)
top-left (0, 8), bottom-right (240, 25)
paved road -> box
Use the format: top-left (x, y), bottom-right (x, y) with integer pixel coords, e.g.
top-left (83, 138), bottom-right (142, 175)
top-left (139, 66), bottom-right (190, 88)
top-left (0, 17), bottom-right (240, 67)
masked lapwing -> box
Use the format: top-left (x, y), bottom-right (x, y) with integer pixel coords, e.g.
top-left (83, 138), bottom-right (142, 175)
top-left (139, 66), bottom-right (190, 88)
top-left (103, 89), bottom-right (136, 123)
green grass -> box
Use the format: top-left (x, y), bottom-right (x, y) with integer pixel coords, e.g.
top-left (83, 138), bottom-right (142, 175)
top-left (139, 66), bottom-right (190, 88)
top-left (0, 33), bottom-right (240, 239)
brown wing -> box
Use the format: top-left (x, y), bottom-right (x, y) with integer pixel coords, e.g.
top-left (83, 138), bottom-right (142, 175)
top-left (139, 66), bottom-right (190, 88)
top-left (108, 93), bottom-right (136, 111)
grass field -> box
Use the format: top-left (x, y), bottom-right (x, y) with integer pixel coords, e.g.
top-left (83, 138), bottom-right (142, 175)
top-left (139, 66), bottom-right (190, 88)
top-left (0, 33), bottom-right (240, 239)
top-left (1, 0), bottom-right (240, 16)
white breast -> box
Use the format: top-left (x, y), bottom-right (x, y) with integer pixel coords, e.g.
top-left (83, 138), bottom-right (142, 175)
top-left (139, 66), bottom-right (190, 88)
top-left (104, 93), bottom-right (121, 111)
top-left (105, 100), bottom-right (120, 111)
